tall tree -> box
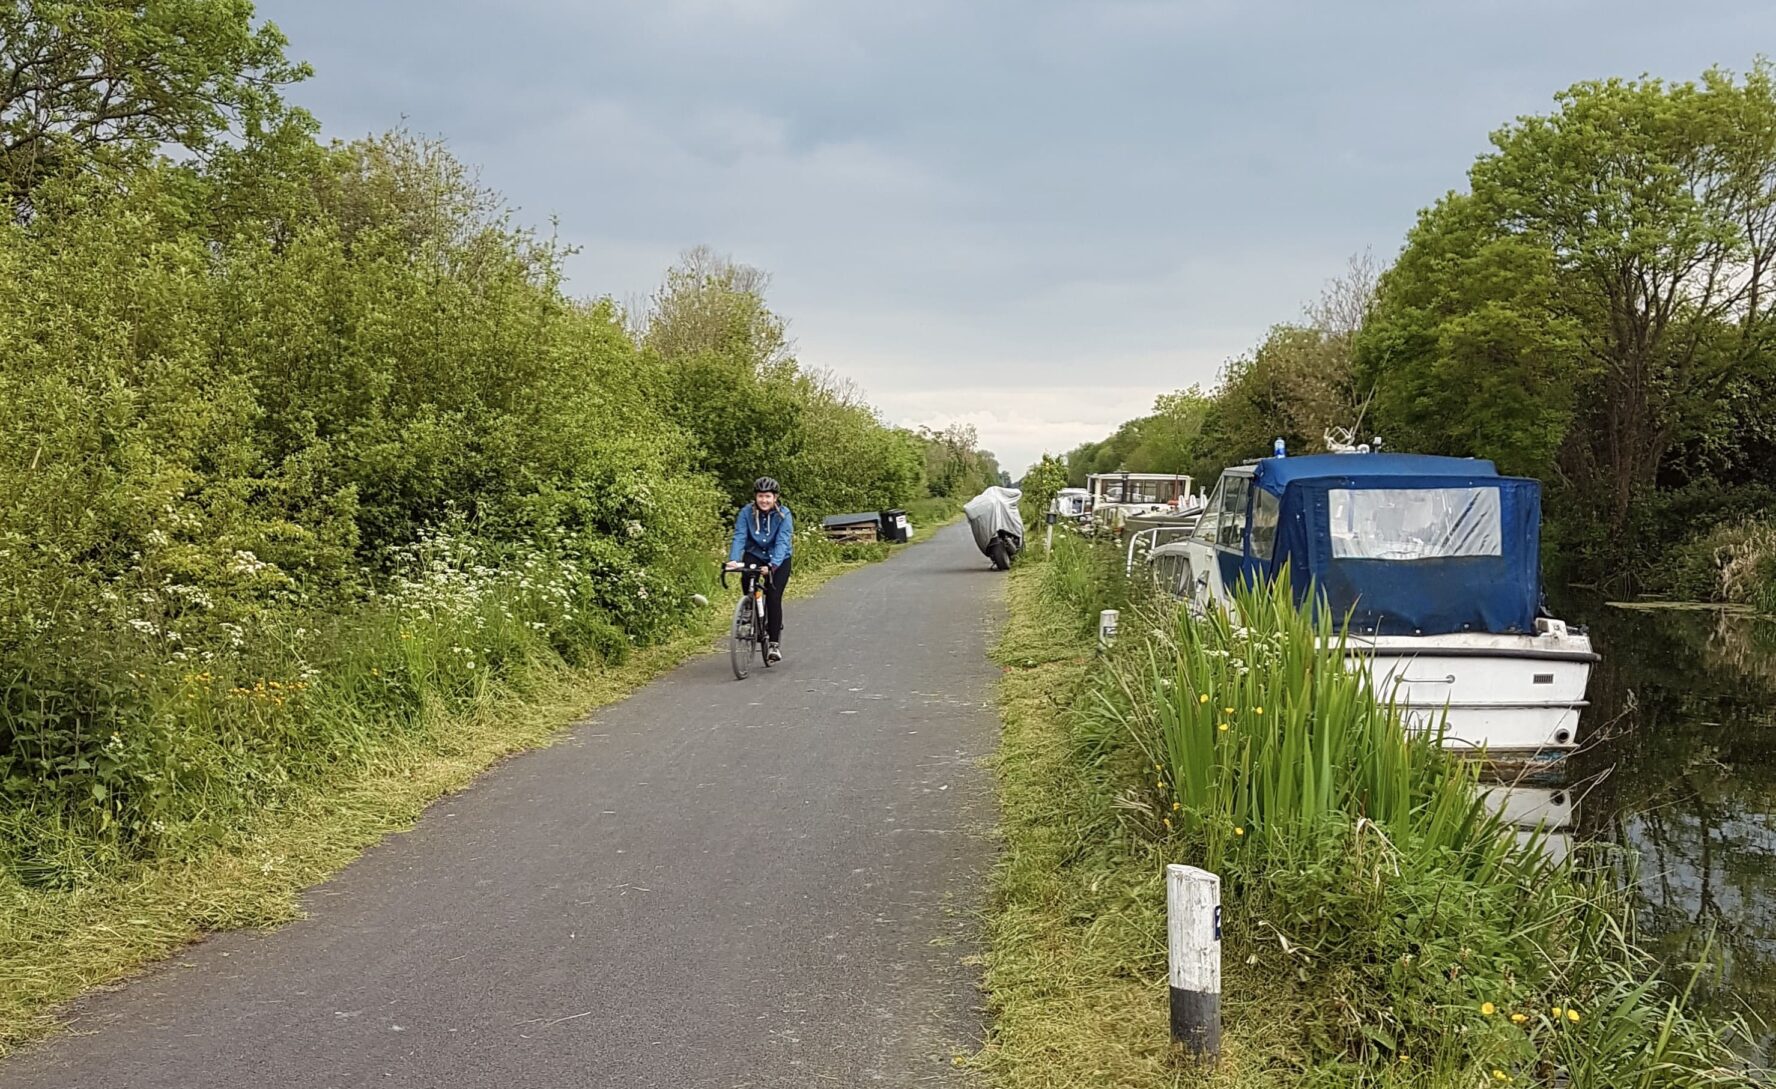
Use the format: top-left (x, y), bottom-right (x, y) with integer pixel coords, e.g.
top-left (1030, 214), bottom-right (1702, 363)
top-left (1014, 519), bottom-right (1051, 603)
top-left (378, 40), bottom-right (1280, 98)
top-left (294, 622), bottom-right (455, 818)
top-left (642, 247), bottom-right (805, 505)
top-left (0, 0), bottom-right (308, 207)
top-left (1365, 65), bottom-right (1776, 524)
top-left (1358, 194), bottom-right (1585, 478)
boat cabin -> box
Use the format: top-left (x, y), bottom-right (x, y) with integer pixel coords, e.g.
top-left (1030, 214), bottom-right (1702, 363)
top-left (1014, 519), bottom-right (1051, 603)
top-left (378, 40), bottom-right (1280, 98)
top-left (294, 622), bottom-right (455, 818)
top-left (1181, 453), bottom-right (1542, 636)
top-left (1086, 472), bottom-right (1196, 513)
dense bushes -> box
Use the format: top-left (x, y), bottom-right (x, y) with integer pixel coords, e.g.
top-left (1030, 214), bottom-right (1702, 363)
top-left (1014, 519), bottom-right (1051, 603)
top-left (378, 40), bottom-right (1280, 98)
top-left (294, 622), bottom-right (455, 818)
top-left (0, 139), bottom-right (716, 874)
top-left (0, 114), bottom-right (990, 883)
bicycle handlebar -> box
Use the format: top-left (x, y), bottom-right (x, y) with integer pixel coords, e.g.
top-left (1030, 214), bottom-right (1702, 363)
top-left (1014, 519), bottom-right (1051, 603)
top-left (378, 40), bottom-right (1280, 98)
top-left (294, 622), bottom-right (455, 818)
top-left (719, 562), bottom-right (771, 589)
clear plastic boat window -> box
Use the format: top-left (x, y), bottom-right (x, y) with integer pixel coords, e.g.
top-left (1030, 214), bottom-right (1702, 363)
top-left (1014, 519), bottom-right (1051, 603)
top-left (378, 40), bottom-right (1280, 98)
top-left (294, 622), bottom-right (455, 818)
top-left (1216, 476), bottom-right (1250, 551)
top-left (1328, 487), bottom-right (1502, 559)
top-left (1250, 488), bottom-right (1281, 559)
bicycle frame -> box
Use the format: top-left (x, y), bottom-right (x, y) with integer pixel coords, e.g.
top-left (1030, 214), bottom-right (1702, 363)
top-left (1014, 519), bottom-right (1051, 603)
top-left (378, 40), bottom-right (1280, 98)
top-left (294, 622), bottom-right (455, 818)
top-left (721, 562), bottom-right (773, 678)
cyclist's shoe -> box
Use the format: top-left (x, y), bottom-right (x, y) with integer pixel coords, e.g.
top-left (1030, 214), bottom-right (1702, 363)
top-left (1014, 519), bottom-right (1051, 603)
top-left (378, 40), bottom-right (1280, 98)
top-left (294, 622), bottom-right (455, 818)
top-left (766, 642), bottom-right (783, 663)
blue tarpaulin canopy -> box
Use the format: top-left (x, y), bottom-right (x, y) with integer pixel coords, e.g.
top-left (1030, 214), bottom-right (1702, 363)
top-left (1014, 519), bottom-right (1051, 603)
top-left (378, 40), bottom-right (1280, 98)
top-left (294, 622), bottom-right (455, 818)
top-left (1238, 454), bottom-right (1540, 636)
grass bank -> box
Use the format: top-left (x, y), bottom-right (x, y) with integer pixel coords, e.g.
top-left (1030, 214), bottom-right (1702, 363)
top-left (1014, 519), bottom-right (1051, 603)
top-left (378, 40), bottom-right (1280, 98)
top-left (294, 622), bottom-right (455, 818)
top-left (908, 494), bottom-right (967, 528)
top-left (975, 539), bottom-right (1761, 1088)
top-left (0, 533), bottom-right (910, 1054)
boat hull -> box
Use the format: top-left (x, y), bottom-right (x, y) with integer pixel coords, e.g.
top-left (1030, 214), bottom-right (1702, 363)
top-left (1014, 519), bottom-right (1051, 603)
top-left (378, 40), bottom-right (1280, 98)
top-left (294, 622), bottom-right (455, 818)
top-left (1346, 631), bottom-right (1596, 755)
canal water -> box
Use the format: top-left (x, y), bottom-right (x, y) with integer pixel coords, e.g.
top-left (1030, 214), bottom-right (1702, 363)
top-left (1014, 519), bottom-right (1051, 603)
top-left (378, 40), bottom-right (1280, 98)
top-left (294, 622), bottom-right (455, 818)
top-left (1562, 598), bottom-right (1776, 1062)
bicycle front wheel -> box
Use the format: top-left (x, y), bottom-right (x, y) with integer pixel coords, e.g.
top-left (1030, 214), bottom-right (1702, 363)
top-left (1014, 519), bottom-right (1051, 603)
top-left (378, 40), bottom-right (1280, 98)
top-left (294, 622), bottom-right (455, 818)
top-left (730, 595), bottom-right (757, 680)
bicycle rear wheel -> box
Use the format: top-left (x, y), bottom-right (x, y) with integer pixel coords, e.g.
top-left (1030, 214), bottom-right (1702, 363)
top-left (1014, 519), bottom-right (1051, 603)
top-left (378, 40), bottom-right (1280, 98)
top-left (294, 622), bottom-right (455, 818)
top-left (730, 595), bottom-right (757, 680)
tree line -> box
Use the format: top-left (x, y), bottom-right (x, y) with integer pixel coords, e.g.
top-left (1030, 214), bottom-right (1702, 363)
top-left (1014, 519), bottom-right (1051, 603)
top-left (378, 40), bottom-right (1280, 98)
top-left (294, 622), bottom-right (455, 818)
top-left (1062, 64), bottom-right (1776, 599)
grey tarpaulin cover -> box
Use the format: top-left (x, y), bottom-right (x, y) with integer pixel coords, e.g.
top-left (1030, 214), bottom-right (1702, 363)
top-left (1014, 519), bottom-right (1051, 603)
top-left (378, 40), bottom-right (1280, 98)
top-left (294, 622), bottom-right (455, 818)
top-left (964, 486), bottom-right (1025, 555)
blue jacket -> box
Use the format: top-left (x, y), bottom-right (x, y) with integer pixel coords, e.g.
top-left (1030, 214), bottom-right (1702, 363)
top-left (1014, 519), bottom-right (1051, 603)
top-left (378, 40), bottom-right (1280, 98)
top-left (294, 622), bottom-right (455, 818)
top-left (729, 502), bottom-right (794, 567)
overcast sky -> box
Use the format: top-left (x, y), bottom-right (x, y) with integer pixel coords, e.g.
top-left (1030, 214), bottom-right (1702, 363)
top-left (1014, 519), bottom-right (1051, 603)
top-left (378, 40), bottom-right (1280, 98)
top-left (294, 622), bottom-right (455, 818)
top-left (257, 0), bottom-right (1775, 475)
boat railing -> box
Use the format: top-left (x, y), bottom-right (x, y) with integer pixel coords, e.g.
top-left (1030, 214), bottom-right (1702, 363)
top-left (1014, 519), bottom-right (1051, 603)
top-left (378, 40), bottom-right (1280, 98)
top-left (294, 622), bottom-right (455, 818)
top-left (1127, 524), bottom-right (1196, 575)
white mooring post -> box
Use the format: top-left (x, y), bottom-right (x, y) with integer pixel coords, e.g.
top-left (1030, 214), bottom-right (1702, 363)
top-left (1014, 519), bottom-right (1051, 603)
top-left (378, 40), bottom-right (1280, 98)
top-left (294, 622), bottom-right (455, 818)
top-left (1098, 608), bottom-right (1119, 652)
top-left (1167, 864), bottom-right (1221, 1061)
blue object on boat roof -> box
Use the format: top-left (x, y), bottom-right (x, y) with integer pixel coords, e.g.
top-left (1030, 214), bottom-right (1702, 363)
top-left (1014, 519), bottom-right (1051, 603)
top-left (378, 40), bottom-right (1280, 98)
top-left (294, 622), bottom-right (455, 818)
top-left (1234, 453), bottom-right (1537, 636)
top-left (1251, 452), bottom-right (1498, 495)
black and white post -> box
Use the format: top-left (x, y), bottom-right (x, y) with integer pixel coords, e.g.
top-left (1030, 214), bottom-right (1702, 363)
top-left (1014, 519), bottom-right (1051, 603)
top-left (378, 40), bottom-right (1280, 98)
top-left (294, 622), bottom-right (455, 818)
top-left (1167, 863), bottom-right (1221, 1061)
top-left (1098, 608), bottom-right (1118, 652)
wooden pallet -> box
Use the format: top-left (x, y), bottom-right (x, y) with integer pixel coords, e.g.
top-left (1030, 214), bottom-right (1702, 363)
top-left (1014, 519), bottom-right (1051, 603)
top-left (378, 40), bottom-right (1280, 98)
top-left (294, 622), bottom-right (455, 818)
top-left (823, 523), bottom-right (879, 543)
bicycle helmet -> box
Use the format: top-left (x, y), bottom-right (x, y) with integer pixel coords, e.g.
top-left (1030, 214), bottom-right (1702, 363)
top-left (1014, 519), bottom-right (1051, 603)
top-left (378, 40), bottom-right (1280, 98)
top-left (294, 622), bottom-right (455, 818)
top-left (753, 476), bottom-right (781, 495)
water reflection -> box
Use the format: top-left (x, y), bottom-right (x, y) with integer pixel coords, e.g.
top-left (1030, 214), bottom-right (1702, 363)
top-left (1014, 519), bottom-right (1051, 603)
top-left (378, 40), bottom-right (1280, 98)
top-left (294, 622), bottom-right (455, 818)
top-left (1478, 784), bottom-right (1578, 865)
top-left (1564, 600), bottom-right (1776, 1060)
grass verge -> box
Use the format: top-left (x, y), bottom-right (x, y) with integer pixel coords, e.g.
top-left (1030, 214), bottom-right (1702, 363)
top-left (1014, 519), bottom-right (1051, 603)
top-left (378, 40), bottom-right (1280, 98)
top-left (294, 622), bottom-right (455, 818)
top-left (974, 557), bottom-right (1188, 1087)
top-left (0, 538), bottom-right (910, 1054)
top-left (975, 543), bottom-right (1761, 1088)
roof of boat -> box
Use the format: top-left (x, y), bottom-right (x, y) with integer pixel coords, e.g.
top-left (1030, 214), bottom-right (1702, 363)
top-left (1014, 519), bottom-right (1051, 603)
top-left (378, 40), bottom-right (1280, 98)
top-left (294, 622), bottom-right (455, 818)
top-left (1252, 452), bottom-right (1499, 494)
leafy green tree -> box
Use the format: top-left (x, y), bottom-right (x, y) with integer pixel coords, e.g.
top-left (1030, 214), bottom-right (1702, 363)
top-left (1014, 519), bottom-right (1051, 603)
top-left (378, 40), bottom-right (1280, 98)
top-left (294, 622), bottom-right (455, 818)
top-left (1018, 453), bottom-right (1068, 524)
top-left (1365, 65), bottom-right (1776, 529)
top-left (920, 423), bottom-right (998, 498)
top-left (1127, 387), bottom-right (1210, 471)
top-left (641, 248), bottom-right (805, 506)
top-left (780, 373), bottom-right (924, 514)
top-left (1358, 194), bottom-right (1585, 479)
top-left (1189, 324), bottom-right (1368, 481)
top-left (1071, 256), bottom-right (1379, 487)
top-left (0, 0), bottom-right (309, 206)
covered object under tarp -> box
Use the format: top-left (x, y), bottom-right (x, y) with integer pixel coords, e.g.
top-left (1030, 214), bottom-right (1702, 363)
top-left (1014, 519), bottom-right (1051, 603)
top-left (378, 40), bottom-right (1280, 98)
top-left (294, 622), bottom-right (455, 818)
top-left (964, 486), bottom-right (1024, 556)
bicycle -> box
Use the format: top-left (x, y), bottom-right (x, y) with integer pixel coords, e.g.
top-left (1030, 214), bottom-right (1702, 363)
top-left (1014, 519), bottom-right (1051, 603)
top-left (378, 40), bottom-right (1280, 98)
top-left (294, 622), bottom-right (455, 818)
top-left (721, 561), bottom-right (773, 680)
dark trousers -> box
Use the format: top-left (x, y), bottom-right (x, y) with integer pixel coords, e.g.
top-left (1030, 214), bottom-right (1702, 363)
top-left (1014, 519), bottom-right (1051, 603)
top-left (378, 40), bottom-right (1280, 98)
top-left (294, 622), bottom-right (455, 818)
top-left (742, 556), bottom-right (792, 642)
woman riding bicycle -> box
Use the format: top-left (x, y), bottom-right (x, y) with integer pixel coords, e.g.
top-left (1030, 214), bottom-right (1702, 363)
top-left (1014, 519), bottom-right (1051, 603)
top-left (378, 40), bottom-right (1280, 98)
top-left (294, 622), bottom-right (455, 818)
top-left (726, 477), bottom-right (793, 663)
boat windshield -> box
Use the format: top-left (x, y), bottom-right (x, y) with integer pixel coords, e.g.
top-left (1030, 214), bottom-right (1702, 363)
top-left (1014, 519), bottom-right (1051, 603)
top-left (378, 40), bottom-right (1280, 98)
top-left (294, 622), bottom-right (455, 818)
top-left (1328, 487), bottom-right (1503, 560)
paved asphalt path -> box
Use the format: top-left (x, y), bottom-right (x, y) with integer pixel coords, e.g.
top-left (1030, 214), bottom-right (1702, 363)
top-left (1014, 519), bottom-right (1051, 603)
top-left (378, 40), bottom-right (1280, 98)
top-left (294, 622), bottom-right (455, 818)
top-left (3, 524), bottom-right (1005, 1089)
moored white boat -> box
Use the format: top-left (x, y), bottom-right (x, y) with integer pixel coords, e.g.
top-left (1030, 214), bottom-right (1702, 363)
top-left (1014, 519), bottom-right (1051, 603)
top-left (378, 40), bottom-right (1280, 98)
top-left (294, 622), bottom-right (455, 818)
top-left (1085, 471), bottom-right (1199, 522)
top-left (1157, 450), bottom-right (1596, 758)
top-left (1052, 487), bottom-right (1091, 519)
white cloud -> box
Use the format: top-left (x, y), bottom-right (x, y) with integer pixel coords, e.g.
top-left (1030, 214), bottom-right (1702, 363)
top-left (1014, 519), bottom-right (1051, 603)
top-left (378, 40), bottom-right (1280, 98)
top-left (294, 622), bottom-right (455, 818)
top-left (873, 382), bottom-right (1181, 480)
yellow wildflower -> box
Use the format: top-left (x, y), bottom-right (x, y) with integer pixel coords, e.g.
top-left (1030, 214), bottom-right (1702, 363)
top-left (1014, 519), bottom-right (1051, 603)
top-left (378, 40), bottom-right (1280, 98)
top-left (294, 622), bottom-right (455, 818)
top-left (1552, 1006), bottom-right (1563, 1019)
top-left (1254, 706), bottom-right (1264, 715)
top-left (1172, 802), bottom-right (1181, 811)
top-left (1481, 1002), bottom-right (1496, 1016)
top-left (1217, 722), bottom-right (1229, 732)
top-left (1198, 693), bottom-right (1209, 704)
top-left (1233, 826), bottom-right (1245, 837)
top-left (1492, 1072), bottom-right (1510, 1084)
top-left (1510, 1013), bottom-right (1528, 1024)
top-left (1566, 1009), bottom-right (1580, 1024)
top-left (1223, 707), bottom-right (1234, 714)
